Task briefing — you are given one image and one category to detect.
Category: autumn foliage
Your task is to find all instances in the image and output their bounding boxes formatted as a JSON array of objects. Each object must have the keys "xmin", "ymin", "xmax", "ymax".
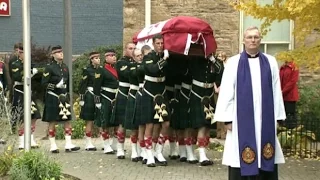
[{"xmin": 230, "ymin": 0, "xmax": 320, "ymax": 70}]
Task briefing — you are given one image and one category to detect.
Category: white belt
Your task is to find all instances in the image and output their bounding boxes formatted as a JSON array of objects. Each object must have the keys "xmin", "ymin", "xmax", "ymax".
[
  {"xmin": 87, "ymin": 87, "xmax": 93, "ymax": 92},
  {"xmin": 181, "ymin": 83, "xmax": 191, "ymax": 90},
  {"xmin": 14, "ymin": 88, "xmax": 24, "ymax": 94},
  {"xmin": 129, "ymin": 92, "xmax": 136, "ymax": 99},
  {"xmin": 192, "ymin": 79, "xmax": 214, "ymax": 89},
  {"xmin": 48, "ymin": 91, "xmax": 67, "ymax": 98},
  {"xmin": 174, "ymin": 85, "xmax": 181, "ymax": 90},
  {"xmin": 101, "ymin": 87, "xmax": 118, "ymax": 93},
  {"xmin": 130, "ymin": 85, "xmax": 139, "ymax": 90},
  {"xmin": 139, "ymin": 83, "xmax": 144, "ymax": 88},
  {"xmin": 145, "ymin": 75, "xmax": 165, "ymax": 83},
  {"xmin": 119, "ymin": 82, "xmax": 130, "ymax": 87},
  {"xmin": 14, "ymin": 81, "xmax": 23, "ymax": 86},
  {"xmin": 165, "ymin": 86, "xmax": 174, "ymax": 92}
]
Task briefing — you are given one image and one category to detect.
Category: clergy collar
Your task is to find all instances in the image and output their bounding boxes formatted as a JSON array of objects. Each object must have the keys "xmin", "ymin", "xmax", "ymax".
[{"xmin": 246, "ymin": 51, "xmax": 259, "ymax": 58}]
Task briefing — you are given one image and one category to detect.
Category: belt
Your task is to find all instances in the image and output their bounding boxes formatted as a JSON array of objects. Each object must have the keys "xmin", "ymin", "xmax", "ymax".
[
  {"xmin": 129, "ymin": 92, "xmax": 136, "ymax": 99},
  {"xmin": 181, "ymin": 83, "xmax": 191, "ymax": 90},
  {"xmin": 191, "ymin": 90, "xmax": 214, "ymax": 100},
  {"xmin": 101, "ymin": 93, "xmax": 115, "ymax": 102},
  {"xmin": 139, "ymin": 83, "xmax": 144, "ymax": 88},
  {"xmin": 145, "ymin": 75, "xmax": 165, "ymax": 83},
  {"xmin": 101, "ymin": 87, "xmax": 118, "ymax": 93},
  {"xmin": 130, "ymin": 84, "xmax": 139, "ymax": 91},
  {"xmin": 143, "ymin": 88, "xmax": 166, "ymax": 98},
  {"xmin": 86, "ymin": 87, "xmax": 94, "ymax": 95},
  {"xmin": 48, "ymin": 91, "xmax": 67, "ymax": 98},
  {"xmin": 192, "ymin": 79, "xmax": 214, "ymax": 89},
  {"xmin": 14, "ymin": 81, "xmax": 23, "ymax": 86},
  {"xmin": 174, "ymin": 85, "xmax": 181, "ymax": 90},
  {"xmin": 119, "ymin": 82, "xmax": 130, "ymax": 87},
  {"xmin": 165, "ymin": 86, "xmax": 174, "ymax": 92},
  {"xmin": 14, "ymin": 88, "xmax": 24, "ymax": 94}
]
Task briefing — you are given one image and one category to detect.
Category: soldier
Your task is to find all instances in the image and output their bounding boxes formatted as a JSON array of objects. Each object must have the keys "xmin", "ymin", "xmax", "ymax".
[
  {"xmin": 42, "ymin": 45, "xmax": 80, "ymax": 153},
  {"xmin": 111, "ymin": 42, "xmax": 135, "ymax": 159},
  {"xmin": 189, "ymin": 54, "xmax": 223, "ymax": 166},
  {"xmin": 7, "ymin": 43, "xmax": 22, "ymax": 103},
  {"xmin": 0, "ymin": 57, "xmax": 8, "ymax": 144},
  {"xmin": 141, "ymin": 34, "xmax": 170, "ymax": 167},
  {"xmin": 136, "ymin": 45, "xmax": 151, "ymax": 164},
  {"xmin": 11, "ymin": 46, "xmax": 41, "ymax": 149},
  {"xmin": 94, "ymin": 49, "xmax": 119, "ymax": 154},
  {"xmin": 124, "ymin": 48, "xmax": 143, "ymax": 161},
  {"xmin": 79, "ymin": 51, "xmax": 101, "ymax": 151}
]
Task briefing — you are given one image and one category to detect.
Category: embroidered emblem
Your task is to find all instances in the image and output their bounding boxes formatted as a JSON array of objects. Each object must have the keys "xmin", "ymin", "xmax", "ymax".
[
  {"xmin": 120, "ymin": 66, "xmax": 127, "ymax": 71},
  {"xmin": 95, "ymin": 73, "xmax": 101, "ymax": 78},
  {"xmin": 43, "ymin": 72, "xmax": 50, "ymax": 77},
  {"xmin": 241, "ymin": 146, "xmax": 256, "ymax": 164},
  {"xmin": 146, "ymin": 60, "xmax": 153, "ymax": 64},
  {"xmin": 262, "ymin": 143, "xmax": 274, "ymax": 160},
  {"xmin": 82, "ymin": 75, "xmax": 87, "ymax": 80},
  {"xmin": 12, "ymin": 68, "xmax": 19, "ymax": 72}
]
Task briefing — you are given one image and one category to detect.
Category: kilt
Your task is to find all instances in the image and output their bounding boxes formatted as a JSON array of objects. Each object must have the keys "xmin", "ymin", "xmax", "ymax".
[
  {"xmin": 133, "ymin": 88, "xmax": 144, "ymax": 126},
  {"xmin": 167, "ymin": 90, "xmax": 180, "ymax": 129},
  {"xmin": 80, "ymin": 90, "xmax": 95, "ymax": 121},
  {"xmin": 42, "ymin": 90, "xmax": 71, "ymax": 122},
  {"xmin": 94, "ymin": 91, "xmax": 116, "ymax": 128},
  {"xmin": 11, "ymin": 86, "xmax": 41, "ymax": 125},
  {"xmin": 177, "ymin": 87, "xmax": 191, "ymax": 129},
  {"xmin": 140, "ymin": 88, "xmax": 170, "ymax": 124},
  {"xmin": 124, "ymin": 89, "xmax": 138, "ymax": 130},
  {"xmin": 189, "ymin": 86, "xmax": 216, "ymax": 129},
  {"xmin": 111, "ymin": 87, "xmax": 129, "ymax": 126}
]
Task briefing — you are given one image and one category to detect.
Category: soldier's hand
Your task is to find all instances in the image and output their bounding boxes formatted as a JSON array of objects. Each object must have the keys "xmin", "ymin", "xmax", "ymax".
[
  {"xmin": 163, "ymin": 49, "xmax": 169, "ymax": 60},
  {"xmin": 32, "ymin": 68, "xmax": 38, "ymax": 75},
  {"xmin": 225, "ymin": 123, "xmax": 232, "ymax": 131},
  {"xmin": 56, "ymin": 79, "xmax": 64, "ymax": 88},
  {"xmin": 79, "ymin": 101, "xmax": 85, "ymax": 106},
  {"xmin": 95, "ymin": 103, "xmax": 101, "ymax": 109}
]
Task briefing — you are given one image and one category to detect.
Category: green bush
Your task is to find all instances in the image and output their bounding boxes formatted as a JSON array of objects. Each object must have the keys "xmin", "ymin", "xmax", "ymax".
[
  {"xmin": 55, "ymin": 120, "xmax": 100, "ymax": 140},
  {"xmin": 0, "ymin": 146, "xmax": 17, "ymax": 177},
  {"xmin": 9, "ymin": 151, "xmax": 62, "ymax": 180},
  {"xmin": 72, "ymin": 45, "xmax": 123, "ymax": 94}
]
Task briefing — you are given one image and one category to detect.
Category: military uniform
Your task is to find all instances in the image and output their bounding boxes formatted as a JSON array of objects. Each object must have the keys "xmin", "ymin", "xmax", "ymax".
[
  {"xmin": 124, "ymin": 61, "xmax": 139, "ymax": 130},
  {"xmin": 111, "ymin": 56, "xmax": 131, "ymax": 126},
  {"xmin": 79, "ymin": 64, "xmax": 96, "ymax": 120},
  {"xmin": 42, "ymin": 61, "xmax": 71, "ymax": 122},
  {"xmin": 133, "ymin": 63, "xmax": 145, "ymax": 126},
  {"xmin": 0, "ymin": 59, "xmax": 7, "ymax": 93}
]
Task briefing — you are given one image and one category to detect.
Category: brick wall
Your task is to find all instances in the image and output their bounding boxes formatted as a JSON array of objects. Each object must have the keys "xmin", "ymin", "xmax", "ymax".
[
  {"xmin": 0, "ymin": 0, "xmax": 123, "ymax": 54},
  {"xmin": 123, "ymin": 0, "xmax": 240, "ymax": 57}
]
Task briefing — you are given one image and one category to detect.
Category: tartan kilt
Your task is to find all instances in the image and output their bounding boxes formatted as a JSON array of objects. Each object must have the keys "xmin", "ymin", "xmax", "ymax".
[
  {"xmin": 94, "ymin": 91, "xmax": 116, "ymax": 128},
  {"xmin": 80, "ymin": 90, "xmax": 95, "ymax": 121},
  {"xmin": 133, "ymin": 89, "xmax": 143, "ymax": 126},
  {"xmin": 167, "ymin": 90, "xmax": 180, "ymax": 129},
  {"xmin": 11, "ymin": 88, "xmax": 41, "ymax": 124},
  {"xmin": 177, "ymin": 88, "xmax": 191, "ymax": 129},
  {"xmin": 124, "ymin": 89, "xmax": 138, "ymax": 130},
  {"xmin": 110, "ymin": 88, "xmax": 129, "ymax": 126},
  {"xmin": 140, "ymin": 88, "xmax": 171, "ymax": 124},
  {"xmin": 42, "ymin": 91, "xmax": 71, "ymax": 122},
  {"xmin": 189, "ymin": 87, "xmax": 216, "ymax": 129}
]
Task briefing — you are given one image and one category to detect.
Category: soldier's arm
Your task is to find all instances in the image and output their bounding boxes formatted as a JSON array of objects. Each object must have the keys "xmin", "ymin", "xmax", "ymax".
[
  {"xmin": 41, "ymin": 65, "xmax": 54, "ymax": 91},
  {"xmin": 11, "ymin": 62, "xmax": 23, "ymax": 82},
  {"xmin": 129, "ymin": 63, "xmax": 138, "ymax": 77},
  {"xmin": 79, "ymin": 68, "xmax": 88, "ymax": 101},
  {"xmin": 93, "ymin": 68, "xmax": 102, "ymax": 104},
  {"xmin": 115, "ymin": 60, "xmax": 131, "ymax": 79},
  {"xmin": 143, "ymin": 53, "xmax": 167, "ymax": 74},
  {"xmin": 214, "ymin": 60, "xmax": 224, "ymax": 85}
]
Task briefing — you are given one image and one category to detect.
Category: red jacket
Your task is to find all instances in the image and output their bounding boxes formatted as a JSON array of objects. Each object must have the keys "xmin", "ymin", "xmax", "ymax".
[{"xmin": 280, "ymin": 62, "xmax": 299, "ymax": 102}]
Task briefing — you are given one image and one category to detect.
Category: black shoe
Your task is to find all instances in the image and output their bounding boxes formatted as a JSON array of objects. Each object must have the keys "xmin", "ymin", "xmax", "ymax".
[
  {"xmin": 85, "ymin": 147, "xmax": 97, "ymax": 151},
  {"xmin": 142, "ymin": 159, "xmax": 147, "ymax": 164},
  {"xmin": 179, "ymin": 157, "xmax": 187, "ymax": 162},
  {"xmin": 117, "ymin": 155, "xmax": 125, "ymax": 159},
  {"xmin": 188, "ymin": 160, "xmax": 199, "ymax": 164},
  {"xmin": 169, "ymin": 155, "xmax": 180, "ymax": 160},
  {"xmin": 157, "ymin": 161, "xmax": 168, "ymax": 166},
  {"xmin": 104, "ymin": 151, "xmax": 115, "ymax": 154},
  {"xmin": 51, "ymin": 149, "xmax": 60, "ymax": 153},
  {"xmin": 147, "ymin": 163, "xmax": 156, "ymax": 167},
  {"xmin": 65, "ymin": 147, "xmax": 80, "ymax": 152},
  {"xmin": 31, "ymin": 145, "xmax": 40, "ymax": 149},
  {"xmin": 154, "ymin": 157, "xmax": 159, "ymax": 163},
  {"xmin": 200, "ymin": 160, "xmax": 213, "ymax": 166},
  {"xmin": 131, "ymin": 157, "xmax": 139, "ymax": 162},
  {"xmin": 138, "ymin": 156, "xmax": 143, "ymax": 161}
]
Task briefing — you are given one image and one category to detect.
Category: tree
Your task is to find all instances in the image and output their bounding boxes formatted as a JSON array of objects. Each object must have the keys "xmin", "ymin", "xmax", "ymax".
[{"xmin": 229, "ymin": 0, "xmax": 320, "ymax": 70}]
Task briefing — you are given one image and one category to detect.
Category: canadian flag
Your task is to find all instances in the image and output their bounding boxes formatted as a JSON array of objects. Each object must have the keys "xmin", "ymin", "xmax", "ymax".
[{"xmin": 0, "ymin": 0, "xmax": 10, "ymax": 16}]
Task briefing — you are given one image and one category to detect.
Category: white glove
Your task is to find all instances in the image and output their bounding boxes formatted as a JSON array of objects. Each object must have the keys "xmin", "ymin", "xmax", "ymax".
[
  {"xmin": 56, "ymin": 79, "xmax": 64, "ymax": 88},
  {"xmin": 95, "ymin": 103, "xmax": 101, "ymax": 109},
  {"xmin": 32, "ymin": 68, "xmax": 38, "ymax": 75},
  {"xmin": 163, "ymin": 49, "xmax": 169, "ymax": 60},
  {"xmin": 79, "ymin": 101, "xmax": 84, "ymax": 106},
  {"xmin": 0, "ymin": 81, "xmax": 3, "ymax": 89}
]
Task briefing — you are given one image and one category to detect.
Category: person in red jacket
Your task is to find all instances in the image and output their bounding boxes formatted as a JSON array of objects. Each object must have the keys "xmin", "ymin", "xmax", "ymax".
[{"xmin": 280, "ymin": 60, "xmax": 299, "ymax": 129}]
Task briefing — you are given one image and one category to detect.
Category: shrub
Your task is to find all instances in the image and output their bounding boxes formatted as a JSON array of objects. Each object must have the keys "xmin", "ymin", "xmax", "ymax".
[
  {"xmin": 9, "ymin": 151, "xmax": 62, "ymax": 180},
  {"xmin": 72, "ymin": 45, "xmax": 123, "ymax": 94},
  {"xmin": 0, "ymin": 146, "xmax": 17, "ymax": 177}
]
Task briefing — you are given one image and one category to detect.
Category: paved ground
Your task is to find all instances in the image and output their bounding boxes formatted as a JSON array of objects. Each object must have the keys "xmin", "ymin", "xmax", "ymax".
[{"xmin": 2, "ymin": 120, "xmax": 320, "ymax": 180}]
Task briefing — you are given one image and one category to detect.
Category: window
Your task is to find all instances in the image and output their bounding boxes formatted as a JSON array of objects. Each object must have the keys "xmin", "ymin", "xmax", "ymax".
[{"xmin": 239, "ymin": 0, "xmax": 294, "ymax": 57}]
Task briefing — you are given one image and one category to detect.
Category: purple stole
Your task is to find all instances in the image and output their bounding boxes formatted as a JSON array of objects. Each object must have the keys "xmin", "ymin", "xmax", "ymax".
[{"xmin": 236, "ymin": 51, "xmax": 275, "ymax": 176}]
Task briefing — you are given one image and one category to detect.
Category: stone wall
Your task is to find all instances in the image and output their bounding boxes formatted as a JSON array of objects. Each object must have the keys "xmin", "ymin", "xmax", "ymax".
[{"xmin": 123, "ymin": 0, "xmax": 240, "ymax": 56}]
